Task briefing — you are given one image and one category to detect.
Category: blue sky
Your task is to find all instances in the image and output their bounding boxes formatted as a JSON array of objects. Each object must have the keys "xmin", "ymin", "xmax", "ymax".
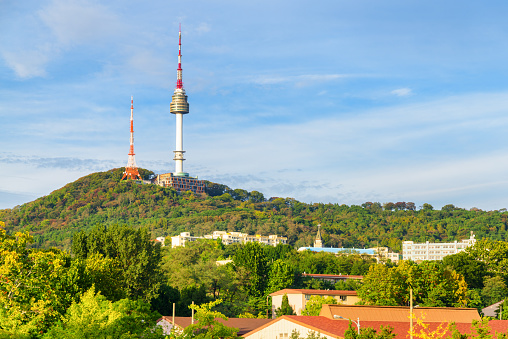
[{"xmin": 2, "ymin": 0, "xmax": 508, "ymax": 211}]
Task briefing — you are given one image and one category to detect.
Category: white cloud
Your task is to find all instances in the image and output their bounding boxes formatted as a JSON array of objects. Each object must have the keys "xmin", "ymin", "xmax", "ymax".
[
  {"xmin": 252, "ymin": 73, "xmax": 348, "ymax": 86},
  {"xmin": 391, "ymin": 87, "xmax": 412, "ymax": 96},
  {"xmin": 38, "ymin": 0, "xmax": 122, "ymax": 45},
  {"xmin": 2, "ymin": 47, "xmax": 51, "ymax": 78},
  {"xmin": 194, "ymin": 22, "xmax": 211, "ymax": 34}
]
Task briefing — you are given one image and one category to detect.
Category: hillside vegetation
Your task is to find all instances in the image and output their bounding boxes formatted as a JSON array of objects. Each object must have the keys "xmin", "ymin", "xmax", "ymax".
[{"xmin": 1, "ymin": 168, "xmax": 507, "ymax": 250}]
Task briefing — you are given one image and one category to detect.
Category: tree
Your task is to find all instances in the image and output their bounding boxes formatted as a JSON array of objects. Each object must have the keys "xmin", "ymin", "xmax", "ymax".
[
  {"xmin": 442, "ymin": 251, "xmax": 487, "ymax": 289},
  {"xmin": 301, "ymin": 295, "xmax": 337, "ymax": 316},
  {"xmin": 267, "ymin": 260, "xmax": 295, "ymax": 294},
  {"xmin": 275, "ymin": 294, "xmax": 296, "ymax": 317},
  {"xmin": 422, "ymin": 203, "xmax": 434, "ymax": 211},
  {"xmin": 481, "ymin": 276, "xmax": 507, "ymax": 306},
  {"xmin": 72, "ymin": 224, "xmax": 163, "ymax": 301},
  {"xmin": 358, "ymin": 264, "xmax": 406, "ymax": 306},
  {"xmin": 358, "ymin": 261, "xmax": 468, "ymax": 307},
  {"xmin": 43, "ymin": 287, "xmax": 164, "ymax": 339},
  {"xmin": 0, "ymin": 230, "xmax": 76, "ymax": 336},
  {"xmin": 467, "ymin": 239, "xmax": 508, "ymax": 285},
  {"xmin": 175, "ymin": 299, "xmax": 239, "ymax": 338},
  {"xmin": 233, "ymin": 242, "xmax": 268, "ymax": 298}
]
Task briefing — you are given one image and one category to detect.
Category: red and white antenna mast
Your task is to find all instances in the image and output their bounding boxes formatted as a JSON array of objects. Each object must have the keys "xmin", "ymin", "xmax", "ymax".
[
  {"xmin": 121, "ymin": 96, "xmax": 142, "ymax": 180},
  {"xmin": 176, "ymin": 23, "xmax": 183, "ymax": 89}
]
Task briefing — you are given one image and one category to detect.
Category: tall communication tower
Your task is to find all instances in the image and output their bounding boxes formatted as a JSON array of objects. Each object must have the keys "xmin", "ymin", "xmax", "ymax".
[
  {"xmin": 154, "ymin": 25, "xmax": 204, "ymax": 194},
  {"xmin": 121, "ymin": 97, "xmax": 142, "ymax": 180},
  {"xmin": 170, "ymin": 24, "xmax": 190, "ymax": 176}
]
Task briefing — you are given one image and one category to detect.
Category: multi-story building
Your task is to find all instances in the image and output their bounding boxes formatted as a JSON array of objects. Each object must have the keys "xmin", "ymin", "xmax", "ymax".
[
  {"xmin": 402, "ymin": 232, "xmax": 476, "ymax": 261},
  {"xmin": 169, "ymin": 231, "xmax": 287, "ymax": 248},
  {"xmin": 205, "ymin": 231, "xmax": 287, "ymax": 246},
  {"xmin": 170, "ymin": 232, "xmax": 203, "ymax": 247}
]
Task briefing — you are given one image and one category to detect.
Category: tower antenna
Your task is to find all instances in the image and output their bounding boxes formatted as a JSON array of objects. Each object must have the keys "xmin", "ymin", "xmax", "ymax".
[
  {"xmin": 121, "ymin": 96, "xmax": 142, "ymax": 180},
  {"xmin": 170, "ymin": 24, "xmax": 189, "ymax": 176}
]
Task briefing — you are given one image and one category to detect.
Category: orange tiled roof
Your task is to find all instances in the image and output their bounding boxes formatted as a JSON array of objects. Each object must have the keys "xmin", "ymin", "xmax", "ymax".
[{"xmin": 319, "ymin": 304, "xmax": 480, "ymax": 323}]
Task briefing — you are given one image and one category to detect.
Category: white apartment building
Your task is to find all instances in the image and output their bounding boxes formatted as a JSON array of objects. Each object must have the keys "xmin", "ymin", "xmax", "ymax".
[
  {"xmin": 169, "ymin": 231, "xmax": 287, "ymax": 248},
  {"xmin": 402, "ymin": 232, "xmax": 476, "ymax": 261},
  {"xmin": 205, "ymin": 231, "xmax": 287, "ymax": 246},
  {"xmin": 170, "ymin": 232, "xmax": 203, "ymax": 247}
]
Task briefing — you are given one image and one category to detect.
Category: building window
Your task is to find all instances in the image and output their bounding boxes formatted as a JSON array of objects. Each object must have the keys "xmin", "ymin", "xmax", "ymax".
[
  {"xmin": 305, "ymin": 295, "xmax": 311, "ymax": 300},
  {"xmin": 340, "ymin": 296, "xmax": 347, "ymax": 301}
]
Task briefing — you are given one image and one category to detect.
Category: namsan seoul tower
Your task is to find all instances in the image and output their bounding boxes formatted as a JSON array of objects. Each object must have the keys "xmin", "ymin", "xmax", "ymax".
[
  {"xmin": 121, "ymin": 97, "xmax": 142, "ymax": 181},
  {"xmin": 170, "ymin": 24, "xmax": 190, "ymax": 176},
  {"xmin": 154, "ymin": 25, "xmax": 204, "ymax": 193}
]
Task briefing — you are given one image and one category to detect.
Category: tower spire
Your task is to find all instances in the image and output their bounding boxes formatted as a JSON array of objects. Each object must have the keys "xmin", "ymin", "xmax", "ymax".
[
  {"xmin": 176, "ymin": 23, "xmax": 183, "ymax": 89},
  {"xmin": 314, "ymin": 224, "xmax": 323, "ymax": 248},
  {"xmin": 170, "ymin": 24, "xmax": 190, "ymax": 176},
  {"xmin": 121, "ymin": 96, "xmax": 142, "ymax": 180}
]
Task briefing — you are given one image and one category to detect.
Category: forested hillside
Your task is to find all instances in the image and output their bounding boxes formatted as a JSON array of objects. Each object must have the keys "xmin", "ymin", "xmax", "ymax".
[{"xmin": 1, "ymin": 168, "xmax": 507, "ymax": 250}]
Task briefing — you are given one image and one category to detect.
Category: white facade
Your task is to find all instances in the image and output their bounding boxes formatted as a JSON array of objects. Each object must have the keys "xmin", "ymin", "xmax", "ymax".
[
  {"xmin": 402, "ymin": 232, "xmax": 476, "ymax": 261},
  {"xmin": 170, "ymin": 232, "xmax": 202, "ymax": 247},
  {"xmin": 244, "ymin": 318, "xmax": 335, "ymax": 339},
  {"xmin": 205, "ymin": 231, "xmax": 287, "ymax": 246},
  {"xmin": 169, "ymin": 231, "xmax": 287, "ymax": 248}
]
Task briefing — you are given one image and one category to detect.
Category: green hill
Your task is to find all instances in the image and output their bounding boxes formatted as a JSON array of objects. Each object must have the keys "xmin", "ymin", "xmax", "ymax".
[{"xmin": 1, "ymin": 168, "xmax": 507, "ymax": 250}]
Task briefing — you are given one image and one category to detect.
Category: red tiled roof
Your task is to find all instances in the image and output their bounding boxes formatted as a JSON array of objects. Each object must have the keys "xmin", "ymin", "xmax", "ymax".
[
  {"xmin": 302, "ymin": 274, "xmax": 363, "ymax": 279},
  {"xmin": 243, "ymin": 316, "xmax": 508, "ymax": 339},
  {"xmin": 269, "ymin": 289, "xmax": 358, "ymax": 296},
  {"xmin": 158, "ymin": 316, "xmax": 272, "ymax": 336}
]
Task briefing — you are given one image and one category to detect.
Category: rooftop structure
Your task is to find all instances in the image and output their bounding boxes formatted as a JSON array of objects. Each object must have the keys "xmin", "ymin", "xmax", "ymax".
[
  {"xmin": 402, "ymin": 232, "xmax": 476, "ymax": 261},
  {"xmin": 121, "ymin": 97, "xmax": 141, "ymax": 181}
]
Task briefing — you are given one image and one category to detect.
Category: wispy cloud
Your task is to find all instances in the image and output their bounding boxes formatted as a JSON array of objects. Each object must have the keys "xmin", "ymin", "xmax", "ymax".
[
  {"xmin": 2, "ymin": 45, "xmax": 52, "ymax": 78},
  {"xmin": 251, "ymin": 73, "xmax": 349, "ymax": 86},
  {"xmin": 38, "ymin": 0, "xmax": 122, "ymax": 46},
  {"xmin": 391, "ymin": 88, "xmax": 412, "ymax": 97}
]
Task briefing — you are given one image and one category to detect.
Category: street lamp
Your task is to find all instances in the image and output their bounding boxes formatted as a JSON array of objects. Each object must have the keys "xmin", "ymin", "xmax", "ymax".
[{"xmin": 334, "ymin": 315, "xmax": 360, "ymax": 335}]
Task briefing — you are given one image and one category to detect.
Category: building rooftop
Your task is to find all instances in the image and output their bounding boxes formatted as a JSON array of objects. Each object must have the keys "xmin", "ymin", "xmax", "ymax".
[
  {"xmin": 319, "ymin": 304, "xmax": 481, "ymax": 323},
  {"xmin": 302, "ymin": 273, "xmax": 363, "ymax": 280},
  {"xmin": 244, "ymin": 316, "xmax": 506, "ymax": 339},
  {"xmin": 158, "ymin": 316, "xmax": 272, "ymax": 336},
  {"xmin": 298, "ymin": 247, "xmax": 376, "ymax": 255},
  {"xmin": 269, "ymin": 289, "xmax": 357, "ymax": 297}
]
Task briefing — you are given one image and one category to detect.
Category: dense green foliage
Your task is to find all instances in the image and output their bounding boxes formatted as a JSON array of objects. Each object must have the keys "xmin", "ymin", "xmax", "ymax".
[
  {"xmin": 2, "ymin": 168, "xmax": 508, "ymax": 251},
  {"xmin": 0, "ymin": 224, "xmax": 164, "ymax": 338},
  {"xmin": 275, "ymin": 294, "xmax": 296, "ymax": 316},
  {"xmin": 72, "ymin": 224, "xmax": 163, "ymax": 301},
  {"xmin": 300, "ymin": 295, "xmax": 337, "ymax": 316},
  {"xmin": 43, "ymin": 287, "xmax": 164, "ymax": 339},
  {"xmin": 358, "ymin": 261, "xmax": 468, "ymax": 307}
]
